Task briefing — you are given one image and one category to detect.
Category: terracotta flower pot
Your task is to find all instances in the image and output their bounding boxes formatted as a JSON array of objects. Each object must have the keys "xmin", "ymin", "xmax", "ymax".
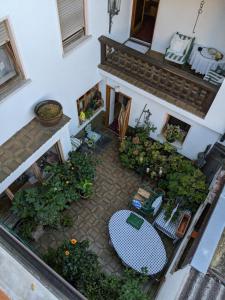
[{"xmin": 35, "ymin": 100, "xmax": 63, "ymax": 127}]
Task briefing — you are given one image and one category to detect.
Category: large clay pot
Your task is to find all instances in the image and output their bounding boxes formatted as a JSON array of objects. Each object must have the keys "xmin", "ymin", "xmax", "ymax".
[{"xmin": 35, "ymin": 100, "xmax": 63, "ymax": 127}]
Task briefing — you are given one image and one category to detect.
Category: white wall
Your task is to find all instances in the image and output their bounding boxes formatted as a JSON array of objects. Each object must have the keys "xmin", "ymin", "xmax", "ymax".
[
  {"xmin": 0, "ymin": 0, "xmax": 132, "ymax": 146},
  {"xmin": 152, "ymin": 0, "xmax": 225, "ymax": 53},
  {"xmin": 101, "ymin": 70, "xmax": 222, "ymax": 160},
  {"xmin": 0, "ymin": 245, "xmax": 58, "ymax": 300},
  {"xmin": 191, "ymin": 186, "xmax": 225, "ymax": 274},
  {"xmin": 156, "ymin": 265, "xmax": 191, "ymax": 300}
]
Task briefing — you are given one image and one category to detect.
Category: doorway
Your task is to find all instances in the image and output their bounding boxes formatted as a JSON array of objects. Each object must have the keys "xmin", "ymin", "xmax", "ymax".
[
  {"xmin": 130, "ymin": 0, "xmax": 160, "ymax": 45},
  {"xmin": 105, "ymin": 86, "xmax": 131, "ymax": 140}
]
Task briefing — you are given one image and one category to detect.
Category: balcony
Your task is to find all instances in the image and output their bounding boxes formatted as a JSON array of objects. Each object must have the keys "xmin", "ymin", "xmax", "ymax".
[{"xmin": 98, "ymin": 36, "xmax": 219, "ymax": 118}]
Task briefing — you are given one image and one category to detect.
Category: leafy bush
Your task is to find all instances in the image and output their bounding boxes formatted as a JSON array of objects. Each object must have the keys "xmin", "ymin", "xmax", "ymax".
[
  {"xmin": 60, "ymin": 214, "xmax": 74, "ymax": 228},
  {"xmin": 12, "ymin": 152, "xmax": 97, "ymax": 227},
  {"xmin": 119, "ymin": 126, "xmax": 208, "ymax": 218},
  {"xmin": 160, "ymin": 160, "xmax": 208, "ymax": 218},
  {"xmin": 69, "ymin": 151, "xmax": 97, "ymax": 181},
  {"xmin": 12, "ymin": 186, "xmax": 70, "ymax": 226},
  {"xmin": 44, "ymin": 240, "xmax": 148, "ymax": 300},
  {"xmin": 16, "ymin": 218, "xmax": 37, "ymax": 241}
]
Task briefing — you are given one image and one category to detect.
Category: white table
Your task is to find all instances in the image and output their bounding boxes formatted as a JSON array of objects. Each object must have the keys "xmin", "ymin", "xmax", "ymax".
[
  {"xmin": 109, "ymin": 210, "xmax": 167, "ymax": 275},
  {"xmin": 189, "ymin": 45, "xmax": 225, "ymax": 75}
]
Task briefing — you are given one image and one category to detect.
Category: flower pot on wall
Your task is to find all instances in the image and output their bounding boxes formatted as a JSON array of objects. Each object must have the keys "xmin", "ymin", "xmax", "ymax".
[{"xmin": 35, "ymin": 100, "xmax": 63, "ymax": 127}]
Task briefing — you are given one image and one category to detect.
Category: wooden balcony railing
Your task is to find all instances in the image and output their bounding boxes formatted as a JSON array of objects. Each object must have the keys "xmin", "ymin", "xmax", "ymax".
[{"xmin": 98, "ymin": 36, "xmax": 218, "ymax": 118}]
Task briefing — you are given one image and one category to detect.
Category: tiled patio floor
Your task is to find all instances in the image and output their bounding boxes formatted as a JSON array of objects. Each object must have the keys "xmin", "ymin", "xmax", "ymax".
[
  {"xmin": 35, "ymin": 131, "xmax": 143, "ymax": 274},
  {"xmin": 35, "ymin": 129, "xmax": 174, "ymax": 278}
]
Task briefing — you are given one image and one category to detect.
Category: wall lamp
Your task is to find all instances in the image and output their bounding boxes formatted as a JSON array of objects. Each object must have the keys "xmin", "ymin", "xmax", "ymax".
[{"xmin": 108, "ymin": 0, "xmax": 121, "ymax": 33}]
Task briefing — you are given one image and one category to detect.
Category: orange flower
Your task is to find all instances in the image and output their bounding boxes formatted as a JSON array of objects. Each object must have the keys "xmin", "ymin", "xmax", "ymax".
[
  {"xmin": 65, "ymin": 250, "xmax": 70, "ymax": 256},
  {"xmin": 71, "ymin": 239, "xmax": 77, "ymax": 245}
]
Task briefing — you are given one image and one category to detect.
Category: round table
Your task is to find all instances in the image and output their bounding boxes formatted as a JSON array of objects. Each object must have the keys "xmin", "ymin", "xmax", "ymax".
[
  {"xmin": 109, "ymin": 210, "xmax": 167, "ymax": 275},
  {"xmin": 189, "ymin": 45, "xmax": 225, "ymax": 75}
]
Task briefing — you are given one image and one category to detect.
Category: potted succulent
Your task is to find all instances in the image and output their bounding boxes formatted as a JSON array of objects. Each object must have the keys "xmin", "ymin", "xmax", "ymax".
[
  {"xmin": 164, "ymin": 124, "xmax": 185, "ymax": 143},
  {"xmin": 35, "ymin": 100, "xmax": 63, "ymax": 127}
]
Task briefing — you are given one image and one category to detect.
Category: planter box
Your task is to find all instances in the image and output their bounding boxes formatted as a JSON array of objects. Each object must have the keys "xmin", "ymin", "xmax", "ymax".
[{"xmin": 176, "ymin": 212, "xmax": 191, "ymax": 238}]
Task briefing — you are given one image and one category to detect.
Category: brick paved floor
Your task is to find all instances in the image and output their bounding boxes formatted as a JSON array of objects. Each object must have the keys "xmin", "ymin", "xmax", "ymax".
[
  {"xmin": 35, "ymin": 130, "xmax": 174, "ymax": 278},
  {"xmin": 36, "ymin": 131, "xmax": 143, "ymax": 274}
]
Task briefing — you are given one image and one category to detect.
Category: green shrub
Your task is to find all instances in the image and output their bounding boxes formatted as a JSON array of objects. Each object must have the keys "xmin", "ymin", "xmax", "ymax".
[
  {"xmin": 16, "ymin": 218, "xmax": 37, "ymax": 241},
  {"xmin": 44, "ymin": 240, "xmax": 148, "ymax": 300},
  {"xmin": 12, "ymin": 152, "xmax": 97, "ymax": 227},
  {"xmin": 60, "ymin": 214, "xmax": 74, "ymax": 228},
  {"xmin": 119, "ymin": 126, "xmax": 208, "ymax": 219},
  {"xmin": 12, "ymin": 186, "xmax": 69, "ymax": 227},
  {"xmin": 69, "ymin": 151, "xmax": 97, "ymax": 181}
]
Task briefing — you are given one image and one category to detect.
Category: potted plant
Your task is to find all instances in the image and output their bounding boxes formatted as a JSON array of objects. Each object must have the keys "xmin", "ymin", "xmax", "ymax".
[
  {"xmin": 79, "ymin": 111, "xmax": 86, "ymax": 124},
  {"xmin": 77, "ymin": 179, "xmax": 93, "ymax": 199},
  {"xmin": 92, "ymin": 90, "xmax": 103, "ymax": 109},
  {"xmin": 35, "ymin": 100, "xmax": 63, "ymax": 126},
  {"xmin": 164, "ymin": 124, "xmax": 185, "ymax": 143}
]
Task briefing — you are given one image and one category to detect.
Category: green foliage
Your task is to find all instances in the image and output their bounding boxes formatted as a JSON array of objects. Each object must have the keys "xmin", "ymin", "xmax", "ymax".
[
  {"xmin": 12, "ymin": 186, "xmax": 69, "ymax": 226},
  {"xmin": 69, "ymin": 151, "xmax": 97, "ymax": 181},
  {"xmin": 119, "ymin": 126, "xmax": 208, "ymax": 219},
  {"xmin": 60, "ymin": 214, "xmax": 74, "ymax": 228},
  {"xmin": 16, "ymin": 219, "xmax": 37, "ymax": 241},
  {"xmin": 44, "ymin": 240, "xmax": 148, "ymax": 300},
  {"xmin": 12, "ymin": 152, "xmax": 97, "ymax": 227},
  {"xmin": 160, "ymin": 160, "xmax": 208, "ymax": 216},
  {"xmin": 164, "ymin": 124, "xmax": 185, "ymax": 143},
  {"xmin": 77, "ymin": 179, "xmax": 93, "ymax": 198}
]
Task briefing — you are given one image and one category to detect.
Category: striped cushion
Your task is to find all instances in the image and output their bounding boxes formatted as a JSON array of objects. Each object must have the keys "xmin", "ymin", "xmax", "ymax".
[
  {"xmin": 165, "ymin": 51, "xmax": 186, "ymax": 64},
  {"xmin": 204, "ymin": 70, "xmax": 224, "ymax": 86},
  {"xmin": 70, "ymin": 136, "xmax": 82, "ymax": 151},
  {"xmin": 165, "ymin": 32, "xmax": 193, "ymax": 65}
]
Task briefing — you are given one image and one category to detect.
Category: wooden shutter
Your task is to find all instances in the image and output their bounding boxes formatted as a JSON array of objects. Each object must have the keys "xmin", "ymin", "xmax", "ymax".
[
  {"xmin": 57, "ymin": 0, "xmax": 85, "ymax": 42},
  {"xmin": 0, "ymin": 21, "xmax": 9, "ymax": 47}
]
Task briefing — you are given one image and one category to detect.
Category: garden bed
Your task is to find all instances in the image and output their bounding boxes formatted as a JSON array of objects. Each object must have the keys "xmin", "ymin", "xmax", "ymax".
[{"xmin": 119, "ymin": 123, "xmax": 208, "ymax": 221}]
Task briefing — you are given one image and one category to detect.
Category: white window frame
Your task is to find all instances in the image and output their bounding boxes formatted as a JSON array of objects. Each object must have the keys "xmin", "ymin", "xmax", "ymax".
[{"xmin": 0, "ymin": 17, "xmax": 26, "ymax": 100}]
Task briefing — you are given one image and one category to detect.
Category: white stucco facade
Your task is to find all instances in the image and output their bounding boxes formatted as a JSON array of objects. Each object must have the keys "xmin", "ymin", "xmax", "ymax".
[
  {"xmin": 152, "ymin": 0, "xmax": 225, "ymax": 54},
  {"xmin": 0, "ymin": 0, "xmax": 132, "ymax": 146},
  {"xmin": 101, "ymin": 70, "xmax": 224, "ymax": 160},
  {"xmin": 0, "ymin": 245, "xmax": 58, "ymax": 300},
  {"xmin": 0, "ymin": 0, "xmax": 224, "ymax": 163}
]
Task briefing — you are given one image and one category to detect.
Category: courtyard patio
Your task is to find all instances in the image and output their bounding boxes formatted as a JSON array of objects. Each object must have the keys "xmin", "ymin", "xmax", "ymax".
[{"xmin": 32, "ymin": 128, "xmax": 175, "ymax": 297}]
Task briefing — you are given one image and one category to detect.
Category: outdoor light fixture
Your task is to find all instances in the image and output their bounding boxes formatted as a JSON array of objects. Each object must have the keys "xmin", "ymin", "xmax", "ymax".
[{"xmin": 108, "ymin": 0, "xmax": 121, "ymax": 33}]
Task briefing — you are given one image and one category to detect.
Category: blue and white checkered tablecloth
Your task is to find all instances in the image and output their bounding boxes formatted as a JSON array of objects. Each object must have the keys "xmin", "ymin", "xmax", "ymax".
[{"xmin": 109, "ymin": 210, "xmax": 167, "ymax": 275}]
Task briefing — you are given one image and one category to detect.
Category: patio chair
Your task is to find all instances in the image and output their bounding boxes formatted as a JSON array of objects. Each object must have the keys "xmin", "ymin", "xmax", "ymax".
[
  {"xmin": 84, "ymin": 123, "xmax": 101, "ymax": 144},
  {"xmin": 131, "ymin": 187, "xmax": 164, "ymax": 216},
  {"xmin": 203, "ymin": 66, "xmax": 225, "ymax": 86},
  {"xmin": 165, "ymin": 32, "xmax": 195, "ymax": 66},
  {"xmin": 70, "ymin": 136, "xmax": 82, "ymax": 151}
]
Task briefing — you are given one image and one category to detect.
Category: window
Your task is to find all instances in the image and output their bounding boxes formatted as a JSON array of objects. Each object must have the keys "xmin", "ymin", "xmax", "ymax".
[
  {"xmin": 76, "ymin": 84, "xmax": 103, "ymax": 125},
  {"xmin": 162, "ymin": 115, "xmax": 191, "ymax": 145},
  {"xmin": 57, "ymin": 0, "xmax": 86, "ymax": 48},
  {"xmin": 0, "ymin": 20, "xmax": 24, "ymax": 97}
]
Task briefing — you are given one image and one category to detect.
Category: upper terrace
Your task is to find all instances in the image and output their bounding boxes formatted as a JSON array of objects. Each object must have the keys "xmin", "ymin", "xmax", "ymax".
[
  {"xmin": 99, "ymin": 0, "xmax": 225, "ymax": 119},
  {"xmin": 98, "ymin": 36, "xmax": 219, "ymax": 118}
]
